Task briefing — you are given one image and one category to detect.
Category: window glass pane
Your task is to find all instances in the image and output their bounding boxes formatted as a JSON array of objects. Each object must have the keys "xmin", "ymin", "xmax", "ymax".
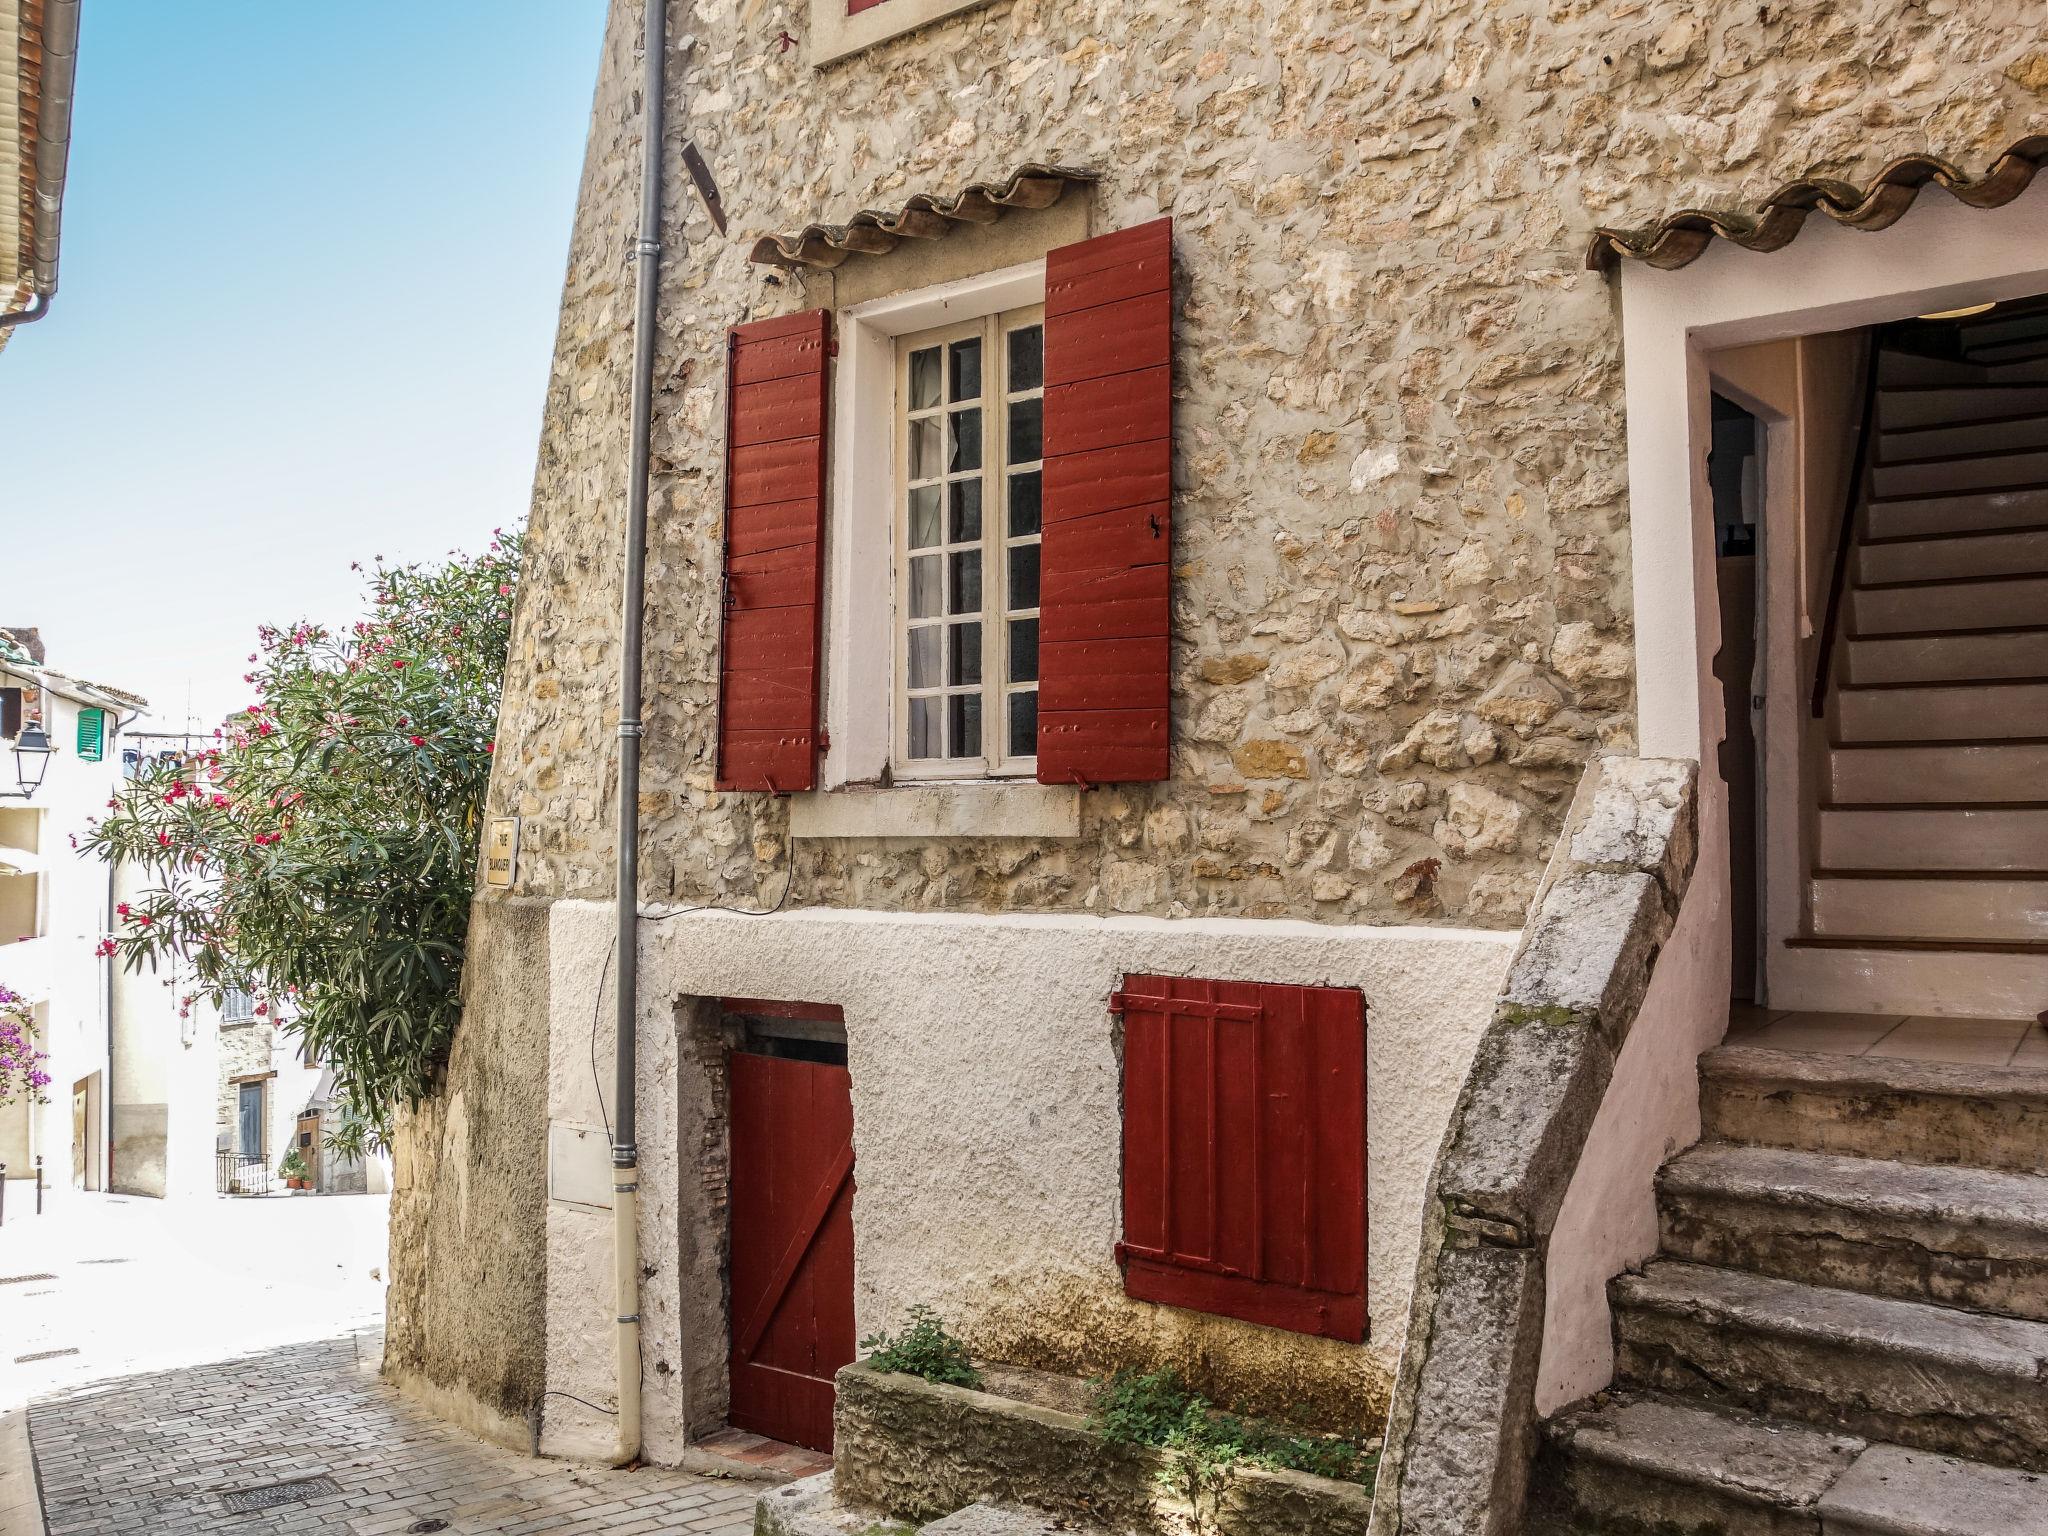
[
  {"xmin": 909, "ymin": 554, "xmax": 941, "ymax": 619},
  {"xmin": 1008, "ymin": 618, "xmax": 1038, "ymax": 683},
  {"xmin": 909, "ymin": 347, "xmax": 942, "ymax": 410},
  {"xmin": 949, "ymin": 693, "xmax": 982, "ymax": 759},
  {"xmin": 907, "ymin": 696, "xmax": 939, "ymax": 759},
  {"xmin": 1007, "ymin": 396, "xmax": 1043, "ymax": 465},
  {"xmin": 949, "ymin": 407, "xmax": 983, "ymax": 473},
  {"xmin": 907, "ymin": 625, "xmax": 940, "ymax": 689},
  {"xmin": 908, "ymin": 485, "xmax": 941, "ymax": 549},
  {"xmin": 910, "ymin": 416, "xmax": 941, "ymax": 480},
  {"xmin": 949, "ymin": 337, "xmax": 982, "ymax": 402},
  {"xmin": 949, "ymin": 621, "xmax": 982, "ymax": 686},
  {"xmin": 1008, "ymin": 470, "xmax": 1041, "ymax": 537},
  {"xmin": 1007, "ymin": 543, "xmax": 1040, "ymax": 611},
  {"xmin": 1008, "ymin": 325, "xmax": 1043, "ymax": 393},
  {"xmin": 948, "ymin": 480, "xmax": 982, "ymax": 543},
  {"xmin": 1008, "ymin": 690, "xmax": 1037, "ymax": 759},
  {"xmin": 949, "ymin": 550, "xmax": 981, "ymax": 614}
]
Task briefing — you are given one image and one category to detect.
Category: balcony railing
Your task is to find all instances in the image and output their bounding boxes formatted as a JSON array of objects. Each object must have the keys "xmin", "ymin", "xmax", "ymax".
[{"xmin": 216, "ymin": 1152, "xmax": 271, "ymax": 1196}]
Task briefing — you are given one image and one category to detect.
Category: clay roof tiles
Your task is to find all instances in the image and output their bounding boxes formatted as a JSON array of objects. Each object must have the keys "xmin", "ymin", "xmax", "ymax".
[
  {"xmin": 1586, "ymin": 134, "xmax": 2048, "ymax": 272},
  {"xmin": 749, "ymin": 162, "xmax": 1098, "ymax": 269}
]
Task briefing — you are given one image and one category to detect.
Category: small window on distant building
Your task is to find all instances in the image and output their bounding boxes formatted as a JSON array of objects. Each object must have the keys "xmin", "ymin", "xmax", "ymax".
[
  {"xmin": 76, "ymin": 708, "xmax": 106, "ymax": 763},
  {"xmin": 221, "ymin": 988, "xmax": 256, "ymax": 1025},
  {"xmin": 0, "ymin": 688, "xmax": 20, "ymax": 741}
]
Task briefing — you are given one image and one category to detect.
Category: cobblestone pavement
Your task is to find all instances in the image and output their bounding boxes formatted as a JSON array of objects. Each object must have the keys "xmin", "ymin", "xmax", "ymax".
[{"xmin": 29, "ymin": 1331, "xmax": 759, "ymax": 1535}]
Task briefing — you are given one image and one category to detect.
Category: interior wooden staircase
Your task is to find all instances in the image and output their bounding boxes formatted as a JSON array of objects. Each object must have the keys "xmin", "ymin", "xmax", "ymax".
[{"xmin": 1788, "ymin": 304, "xmax": 2048, "ymax": 1020}]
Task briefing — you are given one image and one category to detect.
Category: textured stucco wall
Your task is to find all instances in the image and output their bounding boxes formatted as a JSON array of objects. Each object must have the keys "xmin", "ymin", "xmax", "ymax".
[
  {"xmin": 385, "ymin": 898, "xmax": 554, "ymax": 1451},
  {"xmin": 538, "ymin": 899, "xmax": 1514, "ymax": 1451}
]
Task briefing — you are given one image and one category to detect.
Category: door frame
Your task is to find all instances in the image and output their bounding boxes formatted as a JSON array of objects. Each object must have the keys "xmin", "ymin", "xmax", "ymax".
[{"xmin": 1619, "ymin": 186, "xmax": 2048, "ymax": 1018}]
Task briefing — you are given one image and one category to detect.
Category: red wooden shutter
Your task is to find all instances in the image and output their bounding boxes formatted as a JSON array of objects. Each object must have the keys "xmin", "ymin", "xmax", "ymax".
[
  {"xmin": 1037, "ymin": 216, "xmax": 1173, "ymax": 784},
  {"xmin": 718, "ymin": 309, "xmax": 830, "ymax": 792},
  {"xmin": 1114, "ymin": 974, "xmax": 1368, "ymax": 1342}
]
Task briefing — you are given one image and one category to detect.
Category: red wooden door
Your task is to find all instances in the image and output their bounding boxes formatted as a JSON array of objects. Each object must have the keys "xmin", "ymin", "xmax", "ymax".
[{"xmin": 727, "ymin": 1051, "xmax": 856, "ymax": 1451}]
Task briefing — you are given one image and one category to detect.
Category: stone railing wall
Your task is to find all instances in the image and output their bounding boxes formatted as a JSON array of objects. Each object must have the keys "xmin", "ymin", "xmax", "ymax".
[{"xmin": 1367, "ymin": 755, "xmax": 1699, "ymax": 1536}]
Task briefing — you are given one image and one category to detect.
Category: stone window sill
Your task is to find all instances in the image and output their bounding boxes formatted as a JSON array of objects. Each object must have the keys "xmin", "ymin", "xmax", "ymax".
[{"xmin": 789, "ymin": 781, "xmax": 1082, "ymax": 840}]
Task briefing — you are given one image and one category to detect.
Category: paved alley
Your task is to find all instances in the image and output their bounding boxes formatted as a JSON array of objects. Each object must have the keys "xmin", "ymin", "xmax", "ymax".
[
  {"xmin": 29, "ymin": 1330, "xmax": 757, "ymax": 1536},
  {"xmin": 3, "ymin": 1195, "xmax": 760, "ymax": 1534}
]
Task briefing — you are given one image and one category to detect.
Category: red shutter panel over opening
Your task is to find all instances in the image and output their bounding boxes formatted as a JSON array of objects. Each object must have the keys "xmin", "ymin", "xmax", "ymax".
[
  {"xmin": 1114, "ymin": 975, "xmax": 1368, "ymax": 1343},
  {"xmin": 1037, "ymin": 216, "xmax": 1173, "ymax": 784},
  {"xmin": 718, "ymin": 309, "xmax": 830, "ymax": 792}
]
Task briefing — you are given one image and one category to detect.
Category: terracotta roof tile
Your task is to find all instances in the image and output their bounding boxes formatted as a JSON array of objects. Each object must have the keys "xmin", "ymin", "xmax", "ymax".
[
  {"xmin": 1586, "ymin": 134, "xmax": 2048, "ymax": 272},
  {"xmin": 748, "ymin": 162, "xmax": 1098, "ymax": 270}
]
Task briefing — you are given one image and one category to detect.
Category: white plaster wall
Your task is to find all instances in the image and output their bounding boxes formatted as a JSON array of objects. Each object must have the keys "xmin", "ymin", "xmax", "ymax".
[
  {"xmin": 540, "ymin": 899, "xmax": 1514, "ymax": 1463},
  {"xmin": 1548, "ymin": 186, "xmax": 2048, "ymax": 1416},
  {"xmin": 1535, "ymin": 841, "xmax": 1725, "ymax": 1413}
]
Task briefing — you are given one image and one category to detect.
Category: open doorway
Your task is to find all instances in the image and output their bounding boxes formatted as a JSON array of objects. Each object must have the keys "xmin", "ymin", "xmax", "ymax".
[{"xmin": 1708, "ymin": 394, "xmax": 1765, "ymax": 1001}]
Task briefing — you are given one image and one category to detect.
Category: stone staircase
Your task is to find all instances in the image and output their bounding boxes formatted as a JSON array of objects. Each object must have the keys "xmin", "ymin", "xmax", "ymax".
[
  {"xmin": 1532, "ymin": 1044, "xmax": 2048, "ymax": 1533},
  {"xmin": 1792, "ymin": 326, "xmax": 2048, "ymax": 1018}
]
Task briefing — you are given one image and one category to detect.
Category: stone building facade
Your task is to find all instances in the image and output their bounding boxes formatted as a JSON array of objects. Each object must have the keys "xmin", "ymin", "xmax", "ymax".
[{"xmin": 387, "ymin": 0, "xmax": 2048, "ymax": 1518}]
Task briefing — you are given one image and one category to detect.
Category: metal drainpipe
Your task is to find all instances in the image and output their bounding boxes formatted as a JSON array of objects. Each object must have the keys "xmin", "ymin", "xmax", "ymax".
[
  {"xmin": 612, "ymin": 0, "xmax": 666, "ymax": 1472},
  {"xmin": 1, "ymin": 0, "xmax": 81, "ymax": 331}
]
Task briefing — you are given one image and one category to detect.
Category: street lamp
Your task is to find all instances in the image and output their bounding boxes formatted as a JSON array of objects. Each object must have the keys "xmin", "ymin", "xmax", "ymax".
[{"xmin": 2, "ymin": 723, "xmax": 53, "ymax": 800}]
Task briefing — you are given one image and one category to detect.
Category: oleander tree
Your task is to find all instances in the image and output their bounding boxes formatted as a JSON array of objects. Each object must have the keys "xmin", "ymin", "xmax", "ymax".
[
  {"xmin": 82, "ymin": 532, "xmax": 521, "ymax": 1154},
  {"xmin": 0, "ymin": 985, "xmax": 51, "ymax": 1109}
]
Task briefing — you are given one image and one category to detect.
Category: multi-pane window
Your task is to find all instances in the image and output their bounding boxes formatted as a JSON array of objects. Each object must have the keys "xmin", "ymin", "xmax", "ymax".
[{"xmin": 894, "ymin": 306, "xmax": 1044, "ymax": 777}]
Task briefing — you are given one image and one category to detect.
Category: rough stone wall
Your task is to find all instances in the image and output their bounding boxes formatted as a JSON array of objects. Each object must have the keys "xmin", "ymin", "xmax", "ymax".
[
  {"xmin": 487, "ymin": 0, "xmax": 2046, "ymax": 929},
  {"xmin": 216, "ymin": 1022, "xmax": 271, "ymax": 1145},
  {"xmin": 384, "ymin": 898, "xmax": 555, "ymax": 1451}
]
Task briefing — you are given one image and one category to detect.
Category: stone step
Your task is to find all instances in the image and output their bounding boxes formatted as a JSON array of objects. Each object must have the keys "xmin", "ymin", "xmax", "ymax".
[
  {"xmin": 1857, "ymin": 524, "xmax": 2048, "ymax": 585},
  {"xmin": 1535, "ymin": 1393, "xmax": 2048, "ymax": 1536},
  {"xmin": 1817, "ymin": 806, "xmax": 2048, "ymax": 871},
  {"xmin": 1698, "ymin": 1045, "xmax": 2048, "ymax": 1174},
  {"xmin": 1533, "ymin": 1391, "xmax": 1862, "ymax": 1535},
  {"xmin": 1850, "ymin": 573, "xmax": 2048, "ymax": 634},
  {"xmin": 1844, "ymin": 626, "xmax": 2048, "ymax": 684},
  {"xmin": 1881, "ymin": 409, "xmax": 2048, "ymax": 464},
  {"xmin": 1658, "ymin": 1142, "xmax": 2048, "ymax": 1321},
  {"xmin": 1866, "ymin": 484, "xmax": 2048, "ymax": 539},
  {"xmin": 1835, "ymin": 679, "xmax": 2048, "ymax": 743},
  {"xmin": 1828, "ymin": 740, "xmax": 2048, "ymax": 803},
  {"xmin": 1612, "ymin": 1261, "xmax": 2048, "ymax": 1471},
  {"xmin": 1872, "ymin": 444, "xmax": 2048, "ymax": 499},
  {"xmin": 922, "ymin": 1503, "xmax": 1098, "ymax": 1535},
  {"xmin": 757, "ymin": 1473, "xmax": 917, "ymax": 1536},
  {"xmin": 1814, "ymin": 1442, "xmax": 2048, "ymax": 1536},
  {"xmin": 1808, "ymin": 872, "xmax": 2048, "ymax": 944},
  {"xmin": 1878, "ymin": 385, "xmax": 2048, "ymax": 432}
]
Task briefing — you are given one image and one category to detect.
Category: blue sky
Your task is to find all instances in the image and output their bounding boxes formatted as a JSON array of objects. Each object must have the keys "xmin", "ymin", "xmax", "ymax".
[{"xmin": 0, "ymin": 0, "xmax": 606, "ymax": 732}]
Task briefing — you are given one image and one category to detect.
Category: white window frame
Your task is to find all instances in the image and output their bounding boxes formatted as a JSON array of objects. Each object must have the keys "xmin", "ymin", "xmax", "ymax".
[
  {"xmin": 890, "ymin": 304, "xmax": 1044, "ymax": 781},
  {"xmin": 809, "ymin": 0, "xmax": 997, "ymax": 67},
  {"xmin": 821, "ymin": 260, "xmax": 1048, "ymax": 791}
]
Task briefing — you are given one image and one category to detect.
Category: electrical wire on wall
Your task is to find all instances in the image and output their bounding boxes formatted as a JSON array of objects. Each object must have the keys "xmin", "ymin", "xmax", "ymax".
[
  {"xmin": 546, "ymin": 866, "xmax": 796, "ymax": 1427},
  {"xmin": 585, "ymin": 867, "xmax": 796, "ymax": 1145}
]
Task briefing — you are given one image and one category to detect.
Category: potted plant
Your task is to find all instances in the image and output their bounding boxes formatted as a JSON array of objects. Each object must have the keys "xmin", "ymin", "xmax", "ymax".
[{"xmin": 279, "ymin": 1147, "xmax": 311, "ymax": 1191}]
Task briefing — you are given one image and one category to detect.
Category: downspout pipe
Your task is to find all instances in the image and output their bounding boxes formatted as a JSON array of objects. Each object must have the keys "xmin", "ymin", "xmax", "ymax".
[
  {"xmin": 1, "ymin": 0, "xmax": 81, "ymax": 331},
  {"xmin": 612, "ymin": 0, "xmax": 666, "ymax": 1471}
]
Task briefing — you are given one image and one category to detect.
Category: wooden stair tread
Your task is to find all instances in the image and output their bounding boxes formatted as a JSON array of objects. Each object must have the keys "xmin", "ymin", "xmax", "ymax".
[{"xmin": 1785, "ymin": 935, "xmax": 2048, "ymax": 955}]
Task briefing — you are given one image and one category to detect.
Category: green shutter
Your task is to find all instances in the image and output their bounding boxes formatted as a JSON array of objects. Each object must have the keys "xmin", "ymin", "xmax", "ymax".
[{"xmin": 77, "ymin": 708, "xmax": 105, "ymax": 762}]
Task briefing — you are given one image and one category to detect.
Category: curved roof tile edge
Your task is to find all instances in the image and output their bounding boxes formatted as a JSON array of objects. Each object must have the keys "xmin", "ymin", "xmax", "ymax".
[
  {"xmin": 1586, "ymin": 134, "xmax": 2048, "ymax": 273},
  {"xmin": 748, "ymin": 163, "xmax": 1100, "ymax": 270}
]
